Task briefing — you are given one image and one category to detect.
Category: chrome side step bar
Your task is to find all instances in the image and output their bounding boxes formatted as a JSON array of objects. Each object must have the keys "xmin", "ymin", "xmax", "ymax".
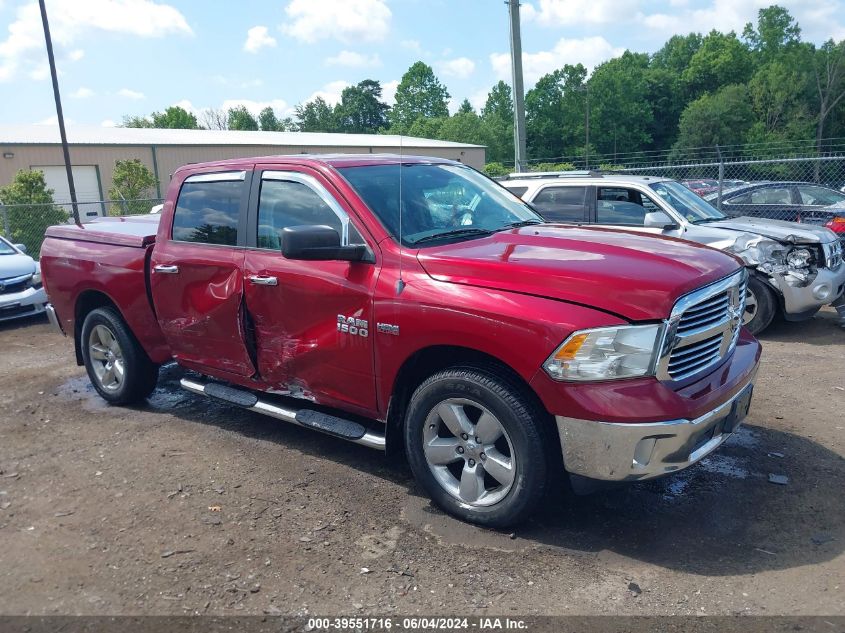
[{"xmin": 179, "ymin": 377, "xmax": 386, "ymax": 451}]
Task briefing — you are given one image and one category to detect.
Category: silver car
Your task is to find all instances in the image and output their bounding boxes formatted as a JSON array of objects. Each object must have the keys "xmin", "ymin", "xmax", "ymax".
[
  {"xmin": 0, "ymin": 236, "xmax": 47, "ymax": 323},
  {"xmin": 501, "ymin": 172, "xmax": 845, "ymax": 334}
]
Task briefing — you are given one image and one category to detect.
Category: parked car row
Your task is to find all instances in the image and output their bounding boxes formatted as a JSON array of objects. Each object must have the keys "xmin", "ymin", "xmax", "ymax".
[{"xmin": 501, "ymin": 171, "xmax": 845, "ymax": 335}]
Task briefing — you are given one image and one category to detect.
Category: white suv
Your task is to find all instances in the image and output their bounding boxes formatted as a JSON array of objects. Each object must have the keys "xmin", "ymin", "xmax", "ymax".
[{"xmin": 500, "ymin": 171, "xmax": 845, "ymax": 334}]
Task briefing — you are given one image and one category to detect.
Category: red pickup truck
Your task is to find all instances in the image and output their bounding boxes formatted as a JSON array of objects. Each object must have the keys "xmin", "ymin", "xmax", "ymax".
[{"xmin": 40, "ymin": 155, "xmax": 760, "ymax": 527}]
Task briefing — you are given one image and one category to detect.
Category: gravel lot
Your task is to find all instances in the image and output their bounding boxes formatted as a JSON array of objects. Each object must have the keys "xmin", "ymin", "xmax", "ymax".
[{"xmin": 0, "ymin": 309, "xmax": 843, "ymax": 617}]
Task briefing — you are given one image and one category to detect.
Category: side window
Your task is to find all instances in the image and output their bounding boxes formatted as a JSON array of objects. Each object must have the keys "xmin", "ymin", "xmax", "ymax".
[
  {"xmin": 172, "ymin": 174, "xmax": 244, "ymax": 246},
  {"xmin": 749, "ymin": 187, "xmax": 791, "ymax": 205},
  {"xmin": 504, "ymin": 185, "xmax": 528, "ymax": 198},
  {"xmin": 531, "ymin": 186, "xmax": 587, "ymax": 222},
  {"xmin": 257, "ymin": 177, "xmax": 364, "ymax": 250},
  {"xmin": 596, "ymin": 187, "xmax": 650, "ymax": 226},
  {"xmin": 798, "ymin": 185, "xmax": 845, "ymax": 206}
]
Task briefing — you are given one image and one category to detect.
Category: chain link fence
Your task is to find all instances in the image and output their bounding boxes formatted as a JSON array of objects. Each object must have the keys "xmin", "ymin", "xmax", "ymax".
[
  {"xmin": 614, "ymin": 155, "xmax": 845, "ymax": 227},
  {"xmin": 0, "ymin": 198, "xmax": 163, "ymax": 258}
]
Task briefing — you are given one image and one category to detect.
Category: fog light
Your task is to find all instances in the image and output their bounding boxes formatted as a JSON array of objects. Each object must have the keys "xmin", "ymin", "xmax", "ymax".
[{"xmin": 812, "ymin": 283, "xmax": 832, "ymax": 301}]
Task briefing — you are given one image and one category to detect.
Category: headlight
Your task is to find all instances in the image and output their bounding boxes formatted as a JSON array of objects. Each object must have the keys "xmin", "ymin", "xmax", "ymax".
[
  {"xmin": 786, "ymin": 248, "xmax": 812, "ymax": 268},
  {"xmin": 30, "ymin": 271, "xmax": 42, "ymax": 287},
  {"xmin": 543, "ymin": 324, "xmax": 664, "ymax": 382}
]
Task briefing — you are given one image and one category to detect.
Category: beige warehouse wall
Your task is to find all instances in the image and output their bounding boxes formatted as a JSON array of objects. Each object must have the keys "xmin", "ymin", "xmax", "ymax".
[{"xmin": 1, "ymin": 143, "xmax": 485, "ymax": 201}]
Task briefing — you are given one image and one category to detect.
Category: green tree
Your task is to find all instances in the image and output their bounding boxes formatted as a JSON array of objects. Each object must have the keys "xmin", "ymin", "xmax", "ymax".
[
  {"xmin": 295, "ymin": 97, "xmax": 338, "ymax": 132},
  {"xmin": 437, "ymin": 111, "xmax": 493, "ymax": 147},
  {"xmin": 406, "ymin": 115, "xmax": 446, "ymax": 140},
  {"xmin": 0, "ymin": 170, "xmax": 67, "ymax": 257},
  {"xmin": 334, "ymin": 80, "xmax": 390, "ymax": 133},
  {"xmin": 743, "ymin": 5, "xmax": 801, "ymax": 62},
  {"xmin": 457, "ymin": 99, "xmax": 474, "ymax": 114},
  {"xmin": 748, "ymin": 59, "xmax": 813, "ymax": 143},
  {"xmin": 390, "ymin": 61, "xmax": 450, "ymax": 133},
  {"xmin": 682, "ymin": 30, "xmax": 754, "ymax": 98},
  {"xmin": 588, "ymin": 52, "xmax": 654, "ymax": 157},
  {"xmin": 258, "ymin": 106, "xmax": 281, "ymax": 131},
  {"xmin": 651, "ymin": 33, "xmax": 703, "ymax": 74},
  {"xmin": 672, "ymin": 85, "xmax": 755, "ymax": 159},
  {"xmin": 480, "ymin": 80, "xmax": 514, "ymax": 164},
  {"xmin": 150, "ymin": 106, "xmax": 198, "ymax": 129},
  {"xmin": 121, "ymin": 114, "xmax": 153, "ymax": 128},
  {"xmin": 108, "ymin": 159, "xmax": 159, "ymax": 216},
  {"xmin": 227, "ymin": 106, "xmax": 259, "ymax": 131},
  {"xmin": 811, "ymin": 40, "xmax": 845, "ymax": 155},
  {"xmin": 525, "ymin": 64, "xmax": 588, "ymax": 161}
]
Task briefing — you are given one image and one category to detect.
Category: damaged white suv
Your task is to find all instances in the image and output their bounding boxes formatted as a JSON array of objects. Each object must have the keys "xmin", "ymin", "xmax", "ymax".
[{"xmin": 501, "ymin": 172, "xmax": 845, "ymax": 334}]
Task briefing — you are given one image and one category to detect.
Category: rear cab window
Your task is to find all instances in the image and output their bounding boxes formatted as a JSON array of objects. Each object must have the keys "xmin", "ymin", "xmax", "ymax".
[{"xmin": 172, "ymin": 171, "xmax": 246, "ymax": 245}]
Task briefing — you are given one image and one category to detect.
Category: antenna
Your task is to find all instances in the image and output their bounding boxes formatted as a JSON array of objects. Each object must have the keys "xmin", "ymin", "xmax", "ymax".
[{"xmin": 396, "ymin": 134, "xmax": 406, "ymax": 294}]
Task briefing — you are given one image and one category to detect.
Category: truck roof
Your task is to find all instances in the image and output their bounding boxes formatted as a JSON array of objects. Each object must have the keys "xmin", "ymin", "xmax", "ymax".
[{"xmin": 174, "ymin": 153, "xmax": 456, "ymax": 175}]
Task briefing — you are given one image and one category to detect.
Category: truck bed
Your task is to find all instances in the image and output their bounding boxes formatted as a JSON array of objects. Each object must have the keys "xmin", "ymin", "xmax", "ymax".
[
  {"xmin": 40, "ymin": 214, "xmax": 171, "ymax": 365},
  {"xmin": 44, "ymin": 215, "xmax": 160, "ymax": 248}
]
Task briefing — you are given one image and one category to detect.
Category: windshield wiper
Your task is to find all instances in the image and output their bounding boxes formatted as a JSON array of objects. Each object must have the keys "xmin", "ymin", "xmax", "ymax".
[
  {"xmin": 503, "ymin": 219, "xmax": 544, "ymax": 229},
  {"xmin": 691, "ymin": 217, "xmax": 725, "ymax": 224},
  {"xmin": 411, "ymin": 228, "xmax": 493, "ymax": 245}
]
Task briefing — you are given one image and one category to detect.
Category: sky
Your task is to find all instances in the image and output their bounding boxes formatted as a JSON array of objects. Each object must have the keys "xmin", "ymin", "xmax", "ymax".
[{"xmin": 1, "ymin": 0, "xmax": 845, "ymax": 128}]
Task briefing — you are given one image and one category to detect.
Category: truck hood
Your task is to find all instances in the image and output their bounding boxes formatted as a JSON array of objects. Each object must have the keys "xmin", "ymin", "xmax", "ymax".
[
  {"xmin": 416, "ymin": 225, "xmax": 740, "ymax": 321},
  {"xmin": 0, "ymin": 253, "xmax": 36, "ymax": 279},
  {"xmin": 709, "ymin": 216, "xmax": 837, "ymax": 244}
]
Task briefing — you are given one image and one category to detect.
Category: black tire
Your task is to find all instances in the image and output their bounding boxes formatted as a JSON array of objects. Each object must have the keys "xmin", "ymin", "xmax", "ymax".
[
  {"xmin": 80, "ymin": 307, "xmax": 158, "ymax": 405},
  {"xmin": 744, "ymin": 274, "xmax": 777, "ymax": 335},
  {"xmin": 403, "ymin": 366, "xmax": 550, "ymax": 528}
]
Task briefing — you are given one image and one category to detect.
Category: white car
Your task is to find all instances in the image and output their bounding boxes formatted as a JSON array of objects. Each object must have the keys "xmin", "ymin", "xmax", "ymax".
[
  {"xmin": 0, "ymin": 236, "xmax": 47, "ymax": 323},
  {"xmin": 500, "ymin": 171, "xmax": 845, "ymax": 334}
]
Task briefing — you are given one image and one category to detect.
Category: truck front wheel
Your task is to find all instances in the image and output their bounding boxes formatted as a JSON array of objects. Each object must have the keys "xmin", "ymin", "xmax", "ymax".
[
  {"xmin": 404, "ymin": 367, "xmax": 549, "ymax": 528},
  {"xmin": 81, "ymin": 307, "xmax": 158, "ymax": 405}
]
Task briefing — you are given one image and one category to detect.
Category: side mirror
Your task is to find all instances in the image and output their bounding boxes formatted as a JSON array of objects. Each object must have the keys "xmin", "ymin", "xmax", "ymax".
[
  {"xmin": 14, "ymin": 243, "xmax": 27, "ymax": 253},
  {"xmin": 643, "ymin": 211, "xmax": 679, "ymax": 230},
  {"xmin": 281, "ymin": 225, "xmax": 372, "ymax": 262}
]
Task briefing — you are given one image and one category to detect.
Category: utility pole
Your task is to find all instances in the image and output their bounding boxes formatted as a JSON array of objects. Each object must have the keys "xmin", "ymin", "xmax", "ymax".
[
  {"xmin": 507, "ymin": 0, "xmax": 527, "ymax": 172},
  {"xmin": 39, "ymin": 0, "xmax": 81, "ymax": 227},
  {"xmin": 584, "ymin": 86, "xmax": 590, "ymax": 170}
]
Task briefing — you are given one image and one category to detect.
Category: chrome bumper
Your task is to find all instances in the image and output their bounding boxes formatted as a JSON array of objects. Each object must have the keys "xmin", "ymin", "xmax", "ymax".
[
  {"xmin": 555, "ymin": 374, "xmax": 756, "ymax": 482},
  {"xmin": 775, "ymin": 264, "xmax": 845, "ymax": 317},
  {"xmin": 45, "ymin": 303, "xmax": 65, "ymax": 335}
]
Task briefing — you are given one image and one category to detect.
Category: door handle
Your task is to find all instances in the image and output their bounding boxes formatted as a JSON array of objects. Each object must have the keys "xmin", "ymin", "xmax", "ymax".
[
  {"xmin": 153, "ymin": 264, "xmax": 180, "ymax": 274},
  {"xmin": 248, "ymin": 275, "xmax": 278, "ymax": 286}
]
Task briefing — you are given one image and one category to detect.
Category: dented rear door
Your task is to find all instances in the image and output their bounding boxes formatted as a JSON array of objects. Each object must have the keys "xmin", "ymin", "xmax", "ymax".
[{"xmin": 150, "ymin": 170, "xmax": 255, "ymax": 377}]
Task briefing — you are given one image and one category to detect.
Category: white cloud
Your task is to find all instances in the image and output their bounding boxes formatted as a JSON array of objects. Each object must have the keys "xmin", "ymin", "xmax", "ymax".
[
  {"xmin": 70, "ymin": 87, "xmax": 94, "ymax": 99},
  {"xmin": 118, "ymin": 88, "xmax": 145, "ymax": 100},
  {"xmin": 325, "ymin": 50, "xmax": 381, "ymax": 68},
  {"xmin": 381, "ymin": 79, "xmax": 399, "ymax": 106},
  {"xmin": 491, "ymin": 36, "xmax": 624, "ymax": 87},
  {"xmin": 36, "ymin": 115, "xmax": 75, "ymax": 125},
  {"xmin": 101, "ymin": 119, "xmax": 116, "ymax": 127},
  {"xmin": 303, "ymin": 80, "xmax": 351, "ymax": 107},
  {"xmin": 68, "ymin": 49, "xmax": 84, "ymax": 61},
  {"xmin": 639, "ymin": 0, "xmax": 845, "ymax": 42},
  {"xmin": 437, "ymin": 57, "xmax": 476, "ymax": 79},
  {"xmin": 524, "ymin": 0, "xmax": 641, "ymax": 26},
  {"xmin": 243, "ymin": 25, "xmax": 276, "ymax": 53},
  {"xmin": 282, "ymin": 0, "xmax": 391, "ymax": 43},
  {"xmin": 0, "ymin": 0, "xmax": 191, "ymax": 82}
]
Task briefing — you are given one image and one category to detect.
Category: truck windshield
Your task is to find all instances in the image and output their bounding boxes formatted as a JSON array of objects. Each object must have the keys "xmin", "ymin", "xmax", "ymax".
[
  {"xmin": 338, "ymin": 163, "xmax": 542, "ymax": 247},
  {"xmin": 649, "ymin": 181, "xmax": 727, "ymax": 224}
]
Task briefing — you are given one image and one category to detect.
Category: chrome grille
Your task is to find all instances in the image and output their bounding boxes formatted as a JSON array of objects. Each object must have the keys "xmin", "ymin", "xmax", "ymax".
[
  {"xmin": 657, "ymin": 270, "xmax": 747, "ymax": 382},
  {"xmin": 823, "ymin": 240, "xmax": 843, "ymax": 269}
]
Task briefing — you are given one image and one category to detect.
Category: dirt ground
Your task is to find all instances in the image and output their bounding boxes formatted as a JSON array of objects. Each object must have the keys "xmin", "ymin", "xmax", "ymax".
[{"xmin": 0, "ymin": 309, "xmax": 842, "ymax": 617}]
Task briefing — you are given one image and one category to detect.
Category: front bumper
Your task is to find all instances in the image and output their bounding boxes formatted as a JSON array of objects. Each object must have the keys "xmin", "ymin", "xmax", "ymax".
[
  {"xmin": 0, "ymin": 285, "xmax": 47, "ymax": 323},
  {"xmin": 774, "ymin": 264, "xmax": 845, "ymax": 318},
  {"xmin": 555, "ymin": 366, "xmax": 757, "ymax": 484}
]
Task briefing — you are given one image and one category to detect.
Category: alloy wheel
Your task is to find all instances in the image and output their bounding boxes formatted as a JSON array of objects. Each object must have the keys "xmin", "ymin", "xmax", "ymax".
[{"xmin": 88, "ymin": 324, "xmax": 125, "ymax": 392}]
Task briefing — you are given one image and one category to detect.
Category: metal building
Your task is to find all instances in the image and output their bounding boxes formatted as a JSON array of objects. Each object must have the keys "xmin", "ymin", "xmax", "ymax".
[{"xmin": 0, "ymin": 125, "xmax": 486, "ymax": 208}]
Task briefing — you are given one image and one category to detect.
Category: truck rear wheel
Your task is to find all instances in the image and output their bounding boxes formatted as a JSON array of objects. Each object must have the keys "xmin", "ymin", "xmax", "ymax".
[
  {"xmin": 403, "ymin": 367, "xmax": 549, "ymax": 528},
  {"xmin": 81, "ymin": 307, "xmax": 158, "ymax": 405},
  {"xmin": 744, "ymin": 275, "xmax": 777, "ymax": 335}
]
